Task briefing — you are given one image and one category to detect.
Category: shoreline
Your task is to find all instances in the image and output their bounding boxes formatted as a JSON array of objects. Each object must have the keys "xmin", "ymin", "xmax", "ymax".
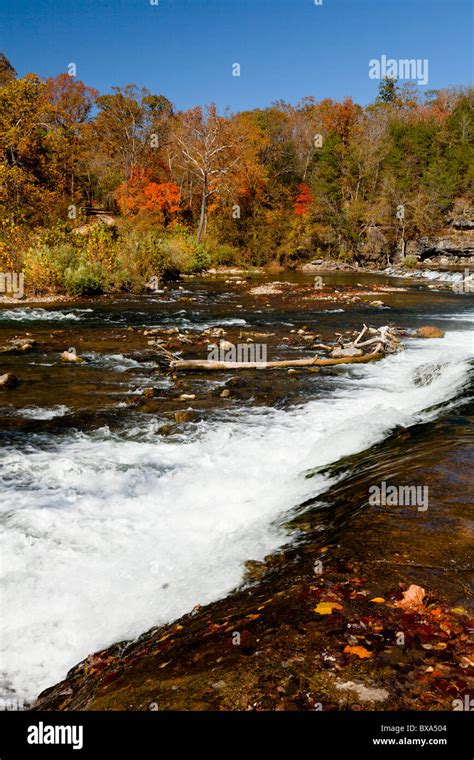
[{"xmin": 1, "ymin": 263, "xmax": 472, "ymax": 307}]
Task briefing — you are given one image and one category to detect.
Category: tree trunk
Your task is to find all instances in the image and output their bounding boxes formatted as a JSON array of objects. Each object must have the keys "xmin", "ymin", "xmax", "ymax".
[
  {"xmin": 400, "ymin": 224, "xmax": 406, "ymax": 261},
  {"xmin": 197, "ymin": 176, "xmax": 208, "ymax": 244}
]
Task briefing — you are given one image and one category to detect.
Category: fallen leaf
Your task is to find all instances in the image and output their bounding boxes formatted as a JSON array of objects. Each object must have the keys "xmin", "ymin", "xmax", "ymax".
[
  {"xmin": 370, "ymin": 597, "xmax": 385, "ymax": 604},
  {"xmin": 395, "ymin": 584, "xmax": 425, "ymax": 610},
  {"xmin": 343, "ymin": 645, "xmax": 372, "ymax": 659},
  {"xmin": 314, "ymin": 602, "xmax": 343, "ymax": 615}
]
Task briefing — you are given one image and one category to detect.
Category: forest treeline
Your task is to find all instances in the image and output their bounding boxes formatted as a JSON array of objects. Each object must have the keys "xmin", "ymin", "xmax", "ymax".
[{"xmin": 0, "ymin": 53, "xmax": 473, "ymax": 294}]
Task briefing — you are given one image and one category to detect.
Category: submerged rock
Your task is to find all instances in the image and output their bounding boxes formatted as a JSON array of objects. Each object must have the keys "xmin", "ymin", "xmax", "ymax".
[
  {"xmin": 158, "ymin": 423, "xmax": 177, "ymax": 436},
  {"xmin": 0, "ymin": 373, "xmax": 19, "ymax": 389},
  {"xmin": 174, "ymin": 409, "xmax": 197, "ymax": 423},
  {"xmin": 415, "ymin": 326, "xmax": 445, "ymax": 339}
]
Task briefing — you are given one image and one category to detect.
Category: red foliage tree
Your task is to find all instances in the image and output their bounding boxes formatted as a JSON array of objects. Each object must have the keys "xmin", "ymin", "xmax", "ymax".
[{"xmin": 294, "ymin": 183, "xmax": 313, "ymax": 216}]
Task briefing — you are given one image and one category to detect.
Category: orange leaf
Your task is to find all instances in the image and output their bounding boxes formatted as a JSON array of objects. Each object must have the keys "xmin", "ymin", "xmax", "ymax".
[
  {"xmin": 370, "ymin": 597, "xmax": 385, "ymax": 604},
  {"xmin": 343, "ymin": 645, "xmax": 372, "ymax": 659},
  {"xmin": 314, "ymin": 602, "xmax": 343, "ymax": 615}
]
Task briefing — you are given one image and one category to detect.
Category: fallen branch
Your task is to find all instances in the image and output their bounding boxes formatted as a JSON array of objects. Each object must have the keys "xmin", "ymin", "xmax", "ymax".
[
  {"xmin": 170, "ymin": 353, "xmax": 384, "ymax": 372},
  {"xmin": 168, "ymin": 324, "xmax": 401, "ymax": 372},
  {"xmin": 353, "ymin": 324, "xmax": 368, "ymax": 346}
]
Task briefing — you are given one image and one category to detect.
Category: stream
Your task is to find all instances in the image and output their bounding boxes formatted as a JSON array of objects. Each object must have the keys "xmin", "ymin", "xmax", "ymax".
[{"xmin": 0, "ymin": 270, "xmax": 472, "ymax": 703}]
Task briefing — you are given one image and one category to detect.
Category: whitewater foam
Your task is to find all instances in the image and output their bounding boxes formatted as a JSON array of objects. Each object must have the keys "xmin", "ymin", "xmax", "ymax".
[
  {"xmin": 384, "ymin": 267, "xmax": 473, "ymax": 286},
  {"xmin": 0, "ymin": 308, "xmax": 93, "ymax": 322},
  {"xmin": 11, "ymin": 406, "xmax": 70, "ymax": 420}
]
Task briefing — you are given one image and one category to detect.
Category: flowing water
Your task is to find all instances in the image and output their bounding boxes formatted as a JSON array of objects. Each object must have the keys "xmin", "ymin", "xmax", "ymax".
[{"xmin": 0, "ymin": 271, "xmax": 472, "ymax": 703}]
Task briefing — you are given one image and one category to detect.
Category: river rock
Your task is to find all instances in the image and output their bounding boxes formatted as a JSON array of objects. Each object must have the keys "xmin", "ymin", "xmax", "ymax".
[
  {"xmin": 415, "ymin": 326, "xmax": 445, "ymax": 339},
  {"xmin": 330, "ymin": 346, "xmax": 363, "ymax": 358},
  {"xmin": 1, "ymin": 339, "xmax": 37, "ymax": 355},
  {"xmin": 61, "ymin": 348, "xmax": 85, "ymax": 363},
  {"xmin": 0, "ymin": 373, "xmax": 19, "ymax": 389}
]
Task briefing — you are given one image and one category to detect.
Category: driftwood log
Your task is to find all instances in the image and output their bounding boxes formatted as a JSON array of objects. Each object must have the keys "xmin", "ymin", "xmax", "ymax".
[
  {"xmin": 169, "ymin": 324, "xmax": 401, "ymax": 372},
  {"xmin": 170, "ymin": 353, "xmax": 384, "ymax": 371}
]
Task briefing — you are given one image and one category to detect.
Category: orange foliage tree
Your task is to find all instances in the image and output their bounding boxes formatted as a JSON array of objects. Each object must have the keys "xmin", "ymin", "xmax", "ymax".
[{"xmin": 115, "ymin": 167, "xmax": 180, "ymax": 224}]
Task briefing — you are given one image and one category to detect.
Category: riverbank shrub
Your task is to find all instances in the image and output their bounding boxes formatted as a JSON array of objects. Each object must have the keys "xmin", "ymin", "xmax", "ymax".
[
  {"xmin": 403, "ymin": 255, "xmax": 419, "ymax": 269},
  {"xmin": 17, "ymin": 222, "xmax": 216, "ymax": 295}
]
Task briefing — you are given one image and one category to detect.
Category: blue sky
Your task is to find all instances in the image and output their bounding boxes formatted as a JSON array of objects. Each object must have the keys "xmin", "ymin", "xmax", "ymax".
[{"xmin": 1, "ymin": 0, "xmax": 472, "ymax": 111}]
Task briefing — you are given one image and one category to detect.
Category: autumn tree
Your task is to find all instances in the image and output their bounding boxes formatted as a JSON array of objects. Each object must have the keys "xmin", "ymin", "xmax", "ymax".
[
  {"xmin": 173, "ymin": 104, "xmax": 241, "ymax": 242},
  {"xmin": 43, "ymin": 74, "xmax": 97, "ymax": 204},
  {"xmin": 377, "ymin": 76, "xmax": 399, "ymax": 104},
  {"xmin": 0, "ymin": 73, "xmax": 52, "ymax": 224},
  {"xmin": 0, "ymin": 52, "xmax": 16, "ymax": 87},
  {"xmin": 94, "ymin": 86, "xmax": 173, "ymax": 204},
  {"xmin": 294, "ymin": 183, "xmax": 313, "ymax": 216},
  {"xmin": 115, "ymin": 166, "xmax": 180, "ymax": 225}
]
